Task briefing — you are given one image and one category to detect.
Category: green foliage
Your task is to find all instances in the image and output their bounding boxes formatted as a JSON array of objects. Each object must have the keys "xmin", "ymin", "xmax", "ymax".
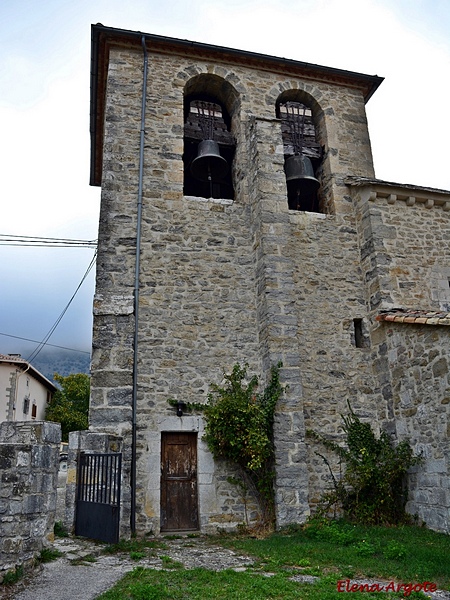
[
  {"xmin": 382, "ymin": 540, "xmax": 407, "ymax": 560},
  {"xmin": 97, "ymin": 522, "xmax": 450, "ymax": 600},
  {"xmin": 307, "ymin": 404, "xmax": 422, "ymax": 525},
  {"xmin": 160, "ymin": 555, "xmax": 185, "ymax": 569},
  {"xmin": 54, "ymin": 520, "xmax": 69, "ymax": 537},
  {"xmin": 203, "ymin": 363, "xmax": 284, "ymax": 525},
  {"xmin": 46, "ymin": 373, "xmax": 90, "ymax": 441},
  {"xmin": 39, "ymin": 548, "xmax": 63, "ymax": 563},
  {"xmin": 103, "ymin": 538, "xmax": 165, "ymax": 555},
  {"xmin": 353, "ymin": 540, "xmax": 376, "ymax": 557},
  {"xmin": 1, "ymin": 565, "xmax": 23, "ymax": 586},
  {"xmin": 217, "ymin": 521, "xmax": 450, "ymax": 588},
  {"xmin": 304, "ymin": 519, "xmax": 356, "ymax": 546},
  {"xmin": 96, "ymin": 523, "xmax": 450, "ymax": 599}
]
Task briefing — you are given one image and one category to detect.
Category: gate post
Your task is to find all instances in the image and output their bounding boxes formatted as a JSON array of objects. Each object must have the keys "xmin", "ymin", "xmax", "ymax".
[{"xmin": 65, "ymin": 431, "xmax": 123, "ymax": 535}]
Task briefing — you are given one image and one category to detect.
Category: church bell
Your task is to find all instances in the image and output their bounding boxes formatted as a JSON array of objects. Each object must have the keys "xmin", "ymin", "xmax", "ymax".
[
  {"xmin": 284, "ymin": 154, "xmax": 320, "ymax": 196},
  {"xmin": 190, "ymin": 139, "xmax": 228, "ymax": 183}
]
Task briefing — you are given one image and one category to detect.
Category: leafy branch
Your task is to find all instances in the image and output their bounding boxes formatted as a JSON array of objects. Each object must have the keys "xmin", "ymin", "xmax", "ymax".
[
  {"xmin": 203, "ymin": 362, "xmax": 284, "ymax": 526},
  {"xmin": 307, "ymin": 402, "xmax": 422, "ymax": 525}
]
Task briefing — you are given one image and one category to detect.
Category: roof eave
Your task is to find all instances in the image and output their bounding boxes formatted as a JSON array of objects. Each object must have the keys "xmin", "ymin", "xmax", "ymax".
[{"xmin": 89, "ymin": 23, "xmax": 384, "ymax": 187}]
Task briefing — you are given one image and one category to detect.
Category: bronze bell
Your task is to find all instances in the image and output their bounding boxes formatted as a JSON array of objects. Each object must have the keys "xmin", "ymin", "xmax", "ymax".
[
  {"xmin": 284, "ymin": 154, "xmax": 320, "ymax": 195},
  {"xmin": 190, "ymin": 139, "xmax": 228, "ymax": 183}
]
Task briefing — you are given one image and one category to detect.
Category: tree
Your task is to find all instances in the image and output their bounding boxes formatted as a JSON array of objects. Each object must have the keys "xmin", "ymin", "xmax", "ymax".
[{"xmin": 46, "ymin": 373, "xmax": 90, "ymax": 441}]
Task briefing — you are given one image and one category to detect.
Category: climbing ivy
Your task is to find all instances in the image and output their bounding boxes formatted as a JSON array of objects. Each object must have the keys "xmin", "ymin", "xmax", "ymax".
[
  {"xmin": 203, "ymin": 362, "xmax": 284, "ymax": 526},
  {"xmin": 307, "ymin": 403, "xmax": 422, "ymax": 525}
]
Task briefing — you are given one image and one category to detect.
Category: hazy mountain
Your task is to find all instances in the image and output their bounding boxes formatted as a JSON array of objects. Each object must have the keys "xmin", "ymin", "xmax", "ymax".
[{"xmin": 25, "ymin": 348, "xmax": 90, "ymax": 383}]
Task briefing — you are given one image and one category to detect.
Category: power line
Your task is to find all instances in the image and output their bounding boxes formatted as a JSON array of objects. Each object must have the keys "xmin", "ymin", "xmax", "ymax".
[
  {"xmin": 26, "ymin": 250, "xmax": 98, "ymax": 363},
  {"xmin": 0, "ymin": 234, "xmax": 97, "ymax": 248},
  {"xmin": 0, "ymin": 332, "xmax": 91, "ymax": 355}
]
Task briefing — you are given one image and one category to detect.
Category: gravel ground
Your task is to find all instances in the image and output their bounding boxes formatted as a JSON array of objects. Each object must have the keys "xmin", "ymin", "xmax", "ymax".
[
  {"xmin": 2, "ymin": 534, "xmax": 450, "ymax": 600},
  {"xmin": 2, "ymin": 474, "xmax": 449, "ymax": 600},
  {"xmin": 0, "ymin": 536, "xmax": 255, "ymax": 600}
]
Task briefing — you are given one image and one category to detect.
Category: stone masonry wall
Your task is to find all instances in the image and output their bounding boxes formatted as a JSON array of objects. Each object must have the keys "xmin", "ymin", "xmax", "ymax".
[
  {"xmin": 91, "ymin": 42, "xmax": 392, "ymax": 534},
  {"xmin": 0, "ymin": 421, "xmax": 61, "ymax": 579},
  {"xmin": 245, "ymin": 115, "xmax": 383, "ymax": 520},
  {"xmin": 382, "ymin": 324, "xmax": 450, "ymax": 532},
  {"xmin": 351, "ymin": 185, "xmax": 450, "ymax": 313},
  {"xmin": 352, "ymin": 183, "xmax": 450, "ymax": 532}
]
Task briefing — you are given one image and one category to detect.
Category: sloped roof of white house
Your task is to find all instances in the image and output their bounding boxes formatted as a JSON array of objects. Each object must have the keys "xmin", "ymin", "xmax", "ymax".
[{"xmin": 0, "ymin": 354, "xmax": 57, "ymax": 391}]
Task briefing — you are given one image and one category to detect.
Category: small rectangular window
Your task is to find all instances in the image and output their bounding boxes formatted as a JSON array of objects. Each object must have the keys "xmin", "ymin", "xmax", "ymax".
[
  {"xmin": 353, "ymin": 318, "xmax": 369, "ymax": 348},
  {"xmin": 31, "ymin": 403, "xmax": 37, "ymax": 419}
]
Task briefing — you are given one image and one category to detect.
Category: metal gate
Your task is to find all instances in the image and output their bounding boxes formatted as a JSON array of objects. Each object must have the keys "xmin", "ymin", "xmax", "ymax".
[{"xmin": 75, "ymin": 452, "xmax": 122, "ymax": 544}]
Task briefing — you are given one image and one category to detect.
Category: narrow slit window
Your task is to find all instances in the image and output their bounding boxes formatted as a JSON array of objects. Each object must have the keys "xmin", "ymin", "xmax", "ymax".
[{"xmin": 353, "ymin": 318, "xmax": 366, "ymax": 348}]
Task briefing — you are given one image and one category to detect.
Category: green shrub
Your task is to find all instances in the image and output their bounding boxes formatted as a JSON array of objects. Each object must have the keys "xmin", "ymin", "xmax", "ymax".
[
  {"xmin": 382, "ymin": 540, "xmax": 407, "ymax": 560},
  {"xmin": 353, "ymin": 540, "xmax": 376, "ymax": 557},
  {"xmin": 307, "ymin": 403, "xmax": 422, "ymax": 525},
  {"xmin": 203, "ymin": 363, "xmax": 284, "ymax": 525},
  {"xmin": 304, "ymin": 519, "xmax": 356, "ymax": 546}
]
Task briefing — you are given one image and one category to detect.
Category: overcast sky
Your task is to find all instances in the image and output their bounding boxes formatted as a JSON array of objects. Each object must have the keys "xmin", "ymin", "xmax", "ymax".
[{"xmin": 1, "ymin": 0, "xmax": 449, "ymax": 360}]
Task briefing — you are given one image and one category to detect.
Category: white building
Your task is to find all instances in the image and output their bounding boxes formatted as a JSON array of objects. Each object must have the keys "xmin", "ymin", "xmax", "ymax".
[{"xmin": 0, "ymin": 354, "xmax": 56, "ymax": 423}]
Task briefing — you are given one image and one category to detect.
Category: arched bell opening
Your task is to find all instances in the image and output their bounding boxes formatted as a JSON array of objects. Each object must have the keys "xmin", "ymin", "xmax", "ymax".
[
  {"xmin": 276, "ymin": 97, "xmax": 323, "ymax": 212},
  {"xmin": 183, "ymin": 93, "xmax": 235, "ymax": 200}
]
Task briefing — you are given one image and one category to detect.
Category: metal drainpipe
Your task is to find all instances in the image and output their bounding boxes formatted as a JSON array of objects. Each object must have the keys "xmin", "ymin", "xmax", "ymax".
[{"xmin": 131, "ymin": 34, "xmax": 148, "ymax": 536}]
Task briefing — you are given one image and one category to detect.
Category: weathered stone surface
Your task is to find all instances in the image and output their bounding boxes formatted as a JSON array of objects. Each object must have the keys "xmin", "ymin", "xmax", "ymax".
[
  {"xmin": 86, "ymin": 32, "xmax": 450, "ymax": 537},
  {"xmin": 0, "ymin": 421, "xmax": 61, "ymax": 578}
]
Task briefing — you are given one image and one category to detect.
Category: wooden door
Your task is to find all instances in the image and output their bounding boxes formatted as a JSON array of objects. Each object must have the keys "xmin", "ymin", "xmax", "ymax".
[{"xmin": 160, "ymin": 432, "xmax": 199, "ymax": 532}]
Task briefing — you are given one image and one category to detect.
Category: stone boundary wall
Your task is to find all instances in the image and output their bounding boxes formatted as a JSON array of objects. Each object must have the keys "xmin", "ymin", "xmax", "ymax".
[{"xmin": 0, "ymin": 421, "xmax": 61, "ymax": 580}]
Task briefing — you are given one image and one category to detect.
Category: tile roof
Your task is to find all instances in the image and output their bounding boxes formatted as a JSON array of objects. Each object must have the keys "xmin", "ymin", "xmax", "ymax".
[
  {"xmin": 376, "ymin": 309, "xmax": 450, "ymax": 326},
  {"xmin": 0, "ymin": 353, "xmax": 27, "ymax": 363},
  {"xmin": 0, "ymin": 354, "xmax": 57, "ymax": 390}
]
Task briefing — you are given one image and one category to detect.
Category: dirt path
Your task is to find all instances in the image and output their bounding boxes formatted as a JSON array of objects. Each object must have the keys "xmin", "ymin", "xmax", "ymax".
[{"xmin": 0, "ymin": 535, "xmax": 255, "ymax": 600}]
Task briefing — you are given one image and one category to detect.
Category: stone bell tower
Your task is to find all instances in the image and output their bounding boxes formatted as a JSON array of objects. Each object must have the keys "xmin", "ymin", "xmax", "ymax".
[{"xmin": 83, "ymin": 24, "xmax": 450, "ymax": 537}]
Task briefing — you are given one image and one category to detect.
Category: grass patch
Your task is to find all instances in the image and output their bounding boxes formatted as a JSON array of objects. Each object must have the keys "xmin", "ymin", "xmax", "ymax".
[
  {"xmin": 221, "ymin": 521, "xmax": 450, "ymax": 586},
  {"xmin": 70, "ymin": 553, "xmax": 98, "ymax": 565},
  {"xmin": 103, "ymin": 538, "xmax": 166, "ymax": 555},
  {"xmin": 160, "ymin": 555, "xmax": 184, "ymax": 570},
  {"xmin": 1, "ymin": 565, "xmax": 24, "ymax": 586},
  {"xmin": 54, "ymin": 521, "xmax": 69, "ymax": 538},
  {"xmin": 97, "ymin": 567, "xmax": 314, "ymax": 599},
  {"xmin": 96, "ymin": 522, "xmax": 450, "ymax": 600},
  {"xmin": 38, "ymin": 548, "xmax": 63, "ymax": 563}
]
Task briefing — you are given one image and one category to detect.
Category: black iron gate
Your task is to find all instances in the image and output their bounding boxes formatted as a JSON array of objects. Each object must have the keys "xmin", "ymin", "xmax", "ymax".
[{"xmin": 75, "ymin": 452, "xmax": 122, "ymax": 543}]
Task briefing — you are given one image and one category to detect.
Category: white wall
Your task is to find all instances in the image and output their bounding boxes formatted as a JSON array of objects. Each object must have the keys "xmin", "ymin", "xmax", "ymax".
[{"xmin": 0, "ymin": 363, "xmax": 50, "ymax": 422}]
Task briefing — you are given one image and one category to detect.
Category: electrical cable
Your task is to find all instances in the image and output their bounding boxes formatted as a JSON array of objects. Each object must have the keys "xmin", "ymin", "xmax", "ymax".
[
  {"xmin": 25, "ymin": 250, "xmax": 97, "ymax": 364},
  {"xmin": 0, "ymin": 233, "xmax": 97, "ymax": 248},
  {"xmin": 0, "ymin": 332, "xmax": 91, "ymax": 355}
]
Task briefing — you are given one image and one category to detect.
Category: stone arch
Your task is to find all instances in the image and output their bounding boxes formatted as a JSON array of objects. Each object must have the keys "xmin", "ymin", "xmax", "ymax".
[
  {"xmin": 184, "ymin": 73, "xmax": 241, "ymax": 121},
  {"xmin": 182, "ymin": 72, "xmax": 241, "ymax": 200},
  {"xmin": 271, "ymin": 85, "xmax": 331, "ymax": 213}
]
